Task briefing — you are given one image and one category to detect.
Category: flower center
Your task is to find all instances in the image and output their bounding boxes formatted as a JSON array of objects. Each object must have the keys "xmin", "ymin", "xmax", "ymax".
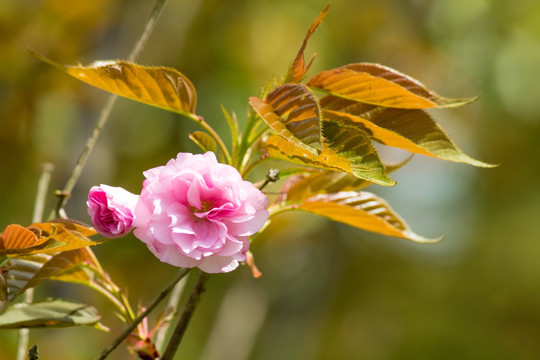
[{"xmin": 190, "ymin": 200, "xmax": 214, "ymax": 216}]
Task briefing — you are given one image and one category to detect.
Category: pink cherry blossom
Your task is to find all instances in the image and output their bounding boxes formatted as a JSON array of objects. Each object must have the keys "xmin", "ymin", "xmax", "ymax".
[
  {"xmin": 132, "ymin": 152, "xmax": 269, "ymax": 273},
  {"xmin": 87, "ymin": 185, "xmax": 139, "ymax": 238}
]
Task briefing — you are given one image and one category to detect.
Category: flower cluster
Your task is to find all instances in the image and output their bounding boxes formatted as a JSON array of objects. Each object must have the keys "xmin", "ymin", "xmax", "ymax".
[{"xmin": 87, "ymin": 152, "xmax": 269, "ymax": 273}]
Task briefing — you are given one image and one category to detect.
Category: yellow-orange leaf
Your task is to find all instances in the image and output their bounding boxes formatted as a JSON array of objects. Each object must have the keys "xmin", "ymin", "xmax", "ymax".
[
  {"xmin": 31, "ymin": 222, "xmax": 97, "ymax": 254},
  {"xmin": 250, "ymin": 86, "xmax": 321, "ymax": 154},
  {"xmin": 308, "ymin": 63, "xmax": 476, "ymax": 109},
  {"xmin": 31, "ymin": 51, "xmax": 197, "ymax": 116},
  {"xmin": 286, "ymin": 4, "xmax": 330, "ymax": 82},
  {"xmin": 0, "ymin": 225, "xmax": 47, "ymax": 250},
  {"xmin": 298, "ymin": 192, "xmax": 441, "ymax": 243},
  {"xmin": 25, "ymin": 248, "xmax": 100, "ymax": 294},
  {"xmin": 2, "ymin": 248, "xmax": 102, "ymax": 301},
  {"xmin": 262, "ymin": 135, "xmax": 394, "ymax": 186},
  {"xmin": 48, "ymin": 219, "xmax": 98, "ymax": 238},
  {"xmin": 320, "ymin": 95, "xmax": 494, "ymax": 167},
  {"xmin": 283, "ymin": 158, "xmax": 411, "ymax": 202},
  {"xmin": 267, "ymin": 84, "xmax": 322, "ymax": 149},
  {"xmin": 0, "ymin": 222, "xmax": 97, "ymax": 257},
  {"xmin": 189, "ymin": 131, "xmax": 218, "ymax": 153}
]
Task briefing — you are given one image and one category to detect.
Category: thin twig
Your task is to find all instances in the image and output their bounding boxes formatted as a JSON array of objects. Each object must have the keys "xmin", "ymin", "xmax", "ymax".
[
  {"xmin": 15, "ymin": 163, "xmax": 54, "ymax": 360},
  {"xmin": 160, "ymin": 271, "xmax": 210, "ymax": 360},
  {"xmin": 94, "ymin": 268, "xmax": 190, "ymax": 360},
  {"xmin": 54, "ymin": 0, "xmax": 169, "ymax": 215},
  {"xmin": 31, "ymin": 163, "xmax": 54, "ymax": 224},
  {"xmin": 154, "ymin": 277, "xmax": 187, "ymax": 351},
  {"xmin": 257, "ymin": 169, "xmax": 280, "ymax": 191}
]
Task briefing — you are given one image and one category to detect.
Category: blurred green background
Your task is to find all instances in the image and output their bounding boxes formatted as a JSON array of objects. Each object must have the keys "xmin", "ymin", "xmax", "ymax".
[{"xmin": 2, "ymin": 0, "xmax": 540, "ymax": 359}]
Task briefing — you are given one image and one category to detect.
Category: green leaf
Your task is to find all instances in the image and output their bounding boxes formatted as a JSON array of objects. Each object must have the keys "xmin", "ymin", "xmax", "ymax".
[
  {"xmin": 298, "ymin": 191, "xmax": 441, "ymax": 243},
  {"xmin": 308, "ymin": 63, "xmax": 476, "ymax": 109},
  {"xmin": 3, "ymin": 254, "xmax": 53, "ymax": 301},
  {"xmin": 249, "ymin": 83, "xmax": 322, "ymax": 153},
  {"xmin": 189, "ymin": 131, "xmax": 217, "ymax": 153},
  {"xmin": 283, "ymin": 157, "xmax": 411, "ymax": 202},
  {"xmin": 286, "ymin": 4, "xmax": 330, "ymax": 82},
  {"xmin": 0, "ymin": 299, "xmax": 100, "ymax": 329},
  {"xmin": 221, "ymin": 105, "xmax": 240, "ymax": 153},
  {"xmin": 30, "ymin": 50, "xmax": 197, "ymax": 117},
  {"xmin": 320, "ymin": 96, "xmax": 494, "ymax": 167},
  {"xmin": 322, "ymin": 120, "xmax": 395, "ymax": 186},
  {"xmin": 262, "ymin": 135, "xmax": 394, "ymax": 186}
]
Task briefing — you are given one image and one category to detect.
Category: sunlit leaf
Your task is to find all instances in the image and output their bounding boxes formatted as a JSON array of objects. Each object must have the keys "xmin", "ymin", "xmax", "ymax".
[
  {"xmin": 262, "ymin": 135, "xmax": 394, "ymax": 186},
  {"xmin": 320, "ymin": 96, "xmax": 494, "ymax": 167},
  {"xmin": 250, "ymin": 83, "xmax": 322, "ymax": 152},
  {"xmin": 30, "ymin": 50, "xmax": 197, "ymax": 116},
  {"xmin": 0, "ymin": 224, "xmax": 60, "ymax": 256},
  {"xmin": 323, "ymin": 120, "xmax": 395, "ymax": 185},
  {"xmin": 0, "ymin": 222, "xmax": 97, "ymax": 257},
  {"xmin": 286, "ymin": 4, "xmax": 330, "ymax": 82},
  {"xmin": 308, "ymin": 63, "xmax": 476, "ymax": 109},
  {"xmin": 0, "ymin": 299, "xmax": 100, "ymax": 329},
  {"xmin": 0, "ymin": 224, "xmax": 46, "ymax": 249},
  {"xmin": 50, "ymin": 219, "xmax": 98, "ymax": 237},
  {"xmin": 21, "ymin": 248, "xmax": 101, "ymax": 296},
  {"xmin": 2, "ymin": 248, "xmax": 103, "ymax": 302},
  {"xmin": 29, "ymin": 222, "xmax": 97, "ymax": 253},
  {"xmin": 189, "ymin": 131, "xmax": 217, "ymax": 153},
  {"xmin": 298, "ymin": 191, "xmax": 441, "ymax": 243},
  {"xmin": 284, "ymin": 157, "xmax": 411, "ymax": 202}
]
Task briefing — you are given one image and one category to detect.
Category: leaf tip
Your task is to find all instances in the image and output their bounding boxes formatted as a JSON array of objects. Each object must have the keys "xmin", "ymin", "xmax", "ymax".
[
  {"xmin": 404, "ymin": 231, "xmax": 445, "ymax": 244},
  {"xmin": 27, "ymin": 49, "xmax": 64, "ymax": 71}
]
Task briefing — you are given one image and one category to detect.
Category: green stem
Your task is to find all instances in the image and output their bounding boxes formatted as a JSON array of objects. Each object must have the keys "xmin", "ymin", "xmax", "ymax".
[
  {"xmin": 241, "ymin": 156, "xmax": 268, "ymax": 178},
  {"xmin": 236, "ymin": 111, "xmax": 259, "ymax": 170},
  {"xmin": 87, "ymin": 282, "xmax": 127, "ymax": 319},
  {"xmin": 160, "ymin": 271, "xmax": 210, "ymax": 360},
  {"xmin": 186, "ymin": 113, "xmax": 232, "ymax": 164},
  {"xmin": 268, "ymin": 203, "xmax": 298, "ymax": 218},
  {"xmin": 54, "ymin": 0, "xmax": 168, "ymax": 215},
  {"xmin": 89, "ymin": 264, "xmax": 139, "ymax": 323},
  {"xmin": 94, "ymin": 268, "xmax": 190, "ymax": 360}
]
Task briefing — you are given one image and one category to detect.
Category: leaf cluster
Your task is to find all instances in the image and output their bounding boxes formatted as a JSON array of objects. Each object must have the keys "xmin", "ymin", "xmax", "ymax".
[{"xmin": 0, "ymin": 5, "xmax": 495, "ymax": 339}]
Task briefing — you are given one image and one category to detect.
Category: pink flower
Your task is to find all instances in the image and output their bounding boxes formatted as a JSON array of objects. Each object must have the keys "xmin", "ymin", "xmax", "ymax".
[
  {"xmin": 87, "ymin": 185, "xmax": 139, "ymax": 238},
  {"xmin": 133, "ymin": 152, "xmax": 269, "ymax": 273}
]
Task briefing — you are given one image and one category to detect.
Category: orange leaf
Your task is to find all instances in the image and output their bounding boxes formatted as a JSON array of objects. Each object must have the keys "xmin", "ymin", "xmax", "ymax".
[
  {"xmin": 49, "ymin": 219, "xmax": 98, "ymax": 237},
  {"xmin": 308, "ymin": 63, "xmax": 476, "ymax": 109},
  {"xmin": 31, "ymin": 222, "xmax": 97, "ymax": 253},
  {"xmin": 0, "ymin": 225, "xmax": 45, "ymax": 250},
  {"xmin": 30, "ymin": 51, "xmax": 197, "ymax": 117},
  {"xmin": 298, "ymin": 192, "xmax": 441, "ymax": 243},
  {"xmin": 286, "ymin": 4, "xmax": 330, "ymax": 82},
  {"xmin": 252, "ymin": 83, "xmax": 322, "ymax": 150},
  {"xmin": 320, "ymin": 95, "xmax": 495, "ymax": 167},
  {"xmin": 0, "ymin": 222, "xmax": 97, "ymax": 257}
]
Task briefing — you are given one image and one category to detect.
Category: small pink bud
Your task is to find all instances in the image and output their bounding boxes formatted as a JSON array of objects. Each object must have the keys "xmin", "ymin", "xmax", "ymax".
[{"xmin": 87, "ymin": 185, "xmax": 139, "ymax": 238}]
